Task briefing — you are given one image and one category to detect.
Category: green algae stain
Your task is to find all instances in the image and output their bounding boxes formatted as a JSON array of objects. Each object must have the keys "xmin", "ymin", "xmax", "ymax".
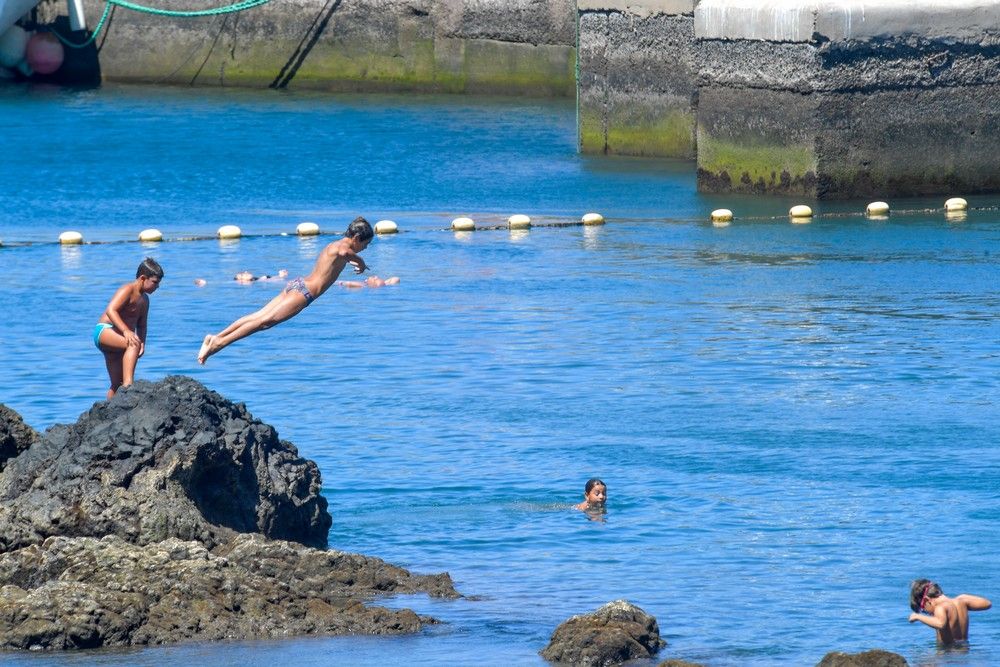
[
  {"xmin": 578, "ymin": 107, "xmax": 606, "ymax": 155},
  {"xmin": 606, "ymin": 110, "xmax": 695, "ymax": 159},
  {"xmin": 698, "ymin": 134, "xmax": 816, "ymax": 190}
]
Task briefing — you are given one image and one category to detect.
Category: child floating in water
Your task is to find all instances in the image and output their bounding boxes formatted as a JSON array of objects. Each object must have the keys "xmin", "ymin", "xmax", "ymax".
[
  {"xmin": 338, "ymin": 275, "xmax": 400, "ymax": 288},
  {"xmin": 575, "ymin": 478, "xmax": 607, "ymax": 512},
  {"xmin": 198, "ymin": 217, "xmax": 372, "ymax": 364},
  {"xmin": 909, "ymin": 579, "xmax": 991, "ymax": 645},
  {"xmin": 94, "ymin": 257, "xmax": 163, "ymax": 398}
]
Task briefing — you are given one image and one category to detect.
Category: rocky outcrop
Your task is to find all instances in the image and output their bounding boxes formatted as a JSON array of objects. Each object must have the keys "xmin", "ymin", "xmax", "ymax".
[
  {"xmin": 0, "ymin": 405, "xmax": 38, "ymax": 472},
  {"xmin": 541, "ymin": 599, "xmax": 665, "ymax": 666},
  {"xmin": 0, "ymin": 376, "xmax": 331, "ymax": 552},
  {"xmin": 657, "ymin": 660, "xmax": 705, "ymax": 667},
  {"xmin": 817, "ymin": 650, "xmax": 909, "ymax": 667},
  {"xmin": 0, "ymin": 377, "xmax": 458, "ymax": 650},
  {"xmin": 0, "ymin": 533, "xmax": 457, "ymax": 650}
]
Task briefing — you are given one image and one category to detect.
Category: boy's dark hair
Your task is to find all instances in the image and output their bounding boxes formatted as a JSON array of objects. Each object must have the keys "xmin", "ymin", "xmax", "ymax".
[
  {"xmin": 137, "ymin": 257, "xmax": 164, "ymax": 279},
  {"xmin": 584, "ymin": 478, "xmax": 606, "ymax": 494},
  {"xmin": 345, "ymin": 216, "xmax": 374, "ymax": 242},
  {"xmin": 910, "ymin": 579, "xmax": 943, "ymax": 612}
]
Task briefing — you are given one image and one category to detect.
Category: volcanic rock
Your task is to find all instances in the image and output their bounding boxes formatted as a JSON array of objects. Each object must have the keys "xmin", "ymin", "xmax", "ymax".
[
  {"xmin": 541, "ymin": 599, "xmax": 665, "ymax": 666},
  {"xmin": 0, "ymin": 405, "xmax": 38, "ymax": 472},
  {"xmin": 817, "ymin": 649, "xmax": 909, "ymax": 667}
]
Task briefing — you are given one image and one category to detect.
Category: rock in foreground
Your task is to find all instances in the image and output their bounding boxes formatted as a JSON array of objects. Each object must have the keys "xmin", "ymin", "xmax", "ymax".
[
  {"xmin": 541, "ymin": 599, "xmax": 665, "ymax": 666},
  {"xmin": 0, "ymin": 376, "xmax": 331, "ymax": 552},
  {"xmin": 0, "ymin": 377, "xmax": 459, "ymax": 650},
  {"xmin": 817, "ymin": 649, "xmax": 909, "ymax": 667},
  {"xmin": 0, "ymin": 533, "xmax": 457, "ymax": 649}
]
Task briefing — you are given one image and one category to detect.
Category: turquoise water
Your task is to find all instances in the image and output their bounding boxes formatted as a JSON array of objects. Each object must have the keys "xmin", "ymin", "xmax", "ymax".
[{"xmin": 1, "ymin": 84, "xmax": 999, "ymax": 666}]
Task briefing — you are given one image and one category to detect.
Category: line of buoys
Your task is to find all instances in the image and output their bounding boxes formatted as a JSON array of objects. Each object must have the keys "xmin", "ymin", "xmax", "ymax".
[
  {"xmin": 296, "ymin": 221, "xmax": 320, "ymax": 236},
  {"xmin": 138, "ymin": 228, "xmax": 163, "ymax": 242},
  {"xmin": 375, "ymin": 220, "xmax": 398, "ymax": 234},
  {"xmin": 866, "ymin": 201, "xmax": 890, "ymax": 217},
  {"xmin": 59, "ymin": 231, "xmax": 83, "ymax": 245},
  {"xmin": 452, "ymin": 217, "xmax": 476, "ymax": 231},
  {"xmin": 581, "ymin": 212, "xmax": 605, "ymax": 225},
  {"xmin": 944, "ymin": 197, "xmax": 967, "ymax": 212},
  {"xmin": 217, "ymin": 225, "xmax": 242, "ymax": 240},
  {"xmin": 508, "ymin": 214, "xmax": 531, "ymax": 230}
]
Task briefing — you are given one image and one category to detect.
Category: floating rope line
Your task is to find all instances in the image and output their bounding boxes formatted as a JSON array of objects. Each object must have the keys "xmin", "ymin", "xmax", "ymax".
[{"xmin": 54, "ymin": 0, "xmax": 272, "ymax": 49}]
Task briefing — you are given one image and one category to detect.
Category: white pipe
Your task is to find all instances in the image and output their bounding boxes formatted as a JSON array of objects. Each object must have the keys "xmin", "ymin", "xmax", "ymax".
[{"xmin": 67, "ymin": 0, "xmax": 86, "ymax": 31}]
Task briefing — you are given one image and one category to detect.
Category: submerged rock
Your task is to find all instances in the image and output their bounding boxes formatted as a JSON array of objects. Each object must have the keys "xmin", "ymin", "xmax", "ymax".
[
  {"xmin": 0, "ymin": 405, "xmax": 38, "ymax": 472},
  {"xmin": 0, "ymin": 376, "xmax": 331, "ymax": 552},
  {"xmin": 816, "ymin": 649, "xmax": 909, "ymax": 667},
  {"xmin": 0, "ymin": 377, "xmax": 458, "ymax": 650},
  {"xmin": 541, "ymin": 599, "xmax": 665, "ymax": 666}
]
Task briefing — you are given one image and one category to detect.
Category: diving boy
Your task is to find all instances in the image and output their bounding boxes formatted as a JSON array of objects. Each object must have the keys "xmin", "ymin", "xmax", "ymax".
[
  {"xmin": 198, "ymin": 217, "xmax": 373, "ymax": 364},
  {"xmin": 95, "ymin": 257, "xmax": 164, "ymax": 398},
  {"xmin": 909, "ymin": 579, "xmax": 991, "ymax": 645}
]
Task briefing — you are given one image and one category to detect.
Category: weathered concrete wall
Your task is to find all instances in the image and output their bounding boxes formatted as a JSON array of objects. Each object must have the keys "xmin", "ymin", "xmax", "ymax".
[
  {"xmin": 36, "ymin": 0, "xmax": 576, "ymax": 95},
  {"xmin": 577, "ymin": 0, "xmax": 697, "ymax": 158},
  {"xmin": 695, "ymin": 0, "xmax": 1000, "ymax": 198}
]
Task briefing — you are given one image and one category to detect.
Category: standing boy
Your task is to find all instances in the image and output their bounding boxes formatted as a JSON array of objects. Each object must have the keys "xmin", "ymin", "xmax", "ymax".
[
  {"xmin": 197, "ymin": 216, "xmax": 373, "ymax": 364},
  {"xmin": 95, "ymin": 257, "xmax": 164, "ymax": 398},
  {"xmin": 909, "ymin": 579, "xmax": 991, "ymax": 645}
]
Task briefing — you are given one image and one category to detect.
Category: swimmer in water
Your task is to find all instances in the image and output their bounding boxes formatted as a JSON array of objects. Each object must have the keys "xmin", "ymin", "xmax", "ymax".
[
  {"xmin": 338, "ymin": 275, "xmax": 400, "ymax": 288},
  {"xmin": 908, "ymin": 579, "xmax": 991, "ymax": 645},
  {"xmin": 234, "ymin": 269, "xmax": 288, "ymax": 283},
  {"xmin": 575, "ymin": 478, "xmax": 607, "ymax": 513}
]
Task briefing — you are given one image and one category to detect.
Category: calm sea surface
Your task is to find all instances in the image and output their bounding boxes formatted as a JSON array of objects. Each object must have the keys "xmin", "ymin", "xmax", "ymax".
[{"xmin": 0, "ymin": 84, "xmax": 998, "ymax": 666}]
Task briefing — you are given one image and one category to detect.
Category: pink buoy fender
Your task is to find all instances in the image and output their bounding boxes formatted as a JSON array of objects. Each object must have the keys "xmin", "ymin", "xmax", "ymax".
[{"xmin": 26, "ymin": 32, "xmax": 64, "ymax": 75}]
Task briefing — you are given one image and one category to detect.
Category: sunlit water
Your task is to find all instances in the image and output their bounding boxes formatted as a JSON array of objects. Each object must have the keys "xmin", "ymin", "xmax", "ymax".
[{"xmin": 1, "ymin": 84, "xmax": 998, "ymax": 666}]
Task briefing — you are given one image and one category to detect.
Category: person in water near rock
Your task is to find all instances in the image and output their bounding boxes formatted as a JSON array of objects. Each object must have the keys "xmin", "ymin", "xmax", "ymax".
[
  {"xmin": 909, "ymin": 579, "xmax": 991, "ymax": 645},
  {"xmin": 94, "ymin": 257, "xmax": 164, "ymax": 398},
  {"xmin": 338, "ymin": 275, "xmax": 400, "ymax": 288},
  {"xmin": 198, "ymin": 217, "xmax": 373, "ymax": 364},
  {"xmin": 575, "ymin": 478, "xmax": 607, "ymax": 512}
]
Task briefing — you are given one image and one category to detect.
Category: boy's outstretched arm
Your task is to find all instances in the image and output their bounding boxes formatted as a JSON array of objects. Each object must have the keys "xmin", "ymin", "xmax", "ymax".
[
  {"xmin": 909, "ymin": 608, "xmax": 946, "ymax": 629},
  {"xmin": 957, "ymin": 594, "xmax": 992, "ymax": 611},
  {"xmin": 339, "ymin": 248, "xmax": 368, "ymax": 273}
]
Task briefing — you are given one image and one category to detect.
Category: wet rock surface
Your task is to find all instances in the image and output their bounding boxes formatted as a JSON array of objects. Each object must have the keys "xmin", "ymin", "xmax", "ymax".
[
  {"xmin": 0, "ymin": 377, "xmax": 457, "ymax": 650},
  {"xmin": 817, "ymin": 649, "xmax": 909, "ymax": 667},
  {"xmin": 541, "ymin": 599, "xmax": 665, "ymax": 666}
]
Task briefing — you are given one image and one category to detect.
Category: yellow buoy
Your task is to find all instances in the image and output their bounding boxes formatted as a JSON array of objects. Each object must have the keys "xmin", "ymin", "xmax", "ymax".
[
  {"xmin": 451, "ymin": 217, "xmax": 476, "ymax": 232},
  {"xmin": 508, "ymin": 214, "xmax": 531, "ymax": 229},
  {"xmin": 375, "ymin": 220, "xmax": 398, "ymax": 234},
  {"xmin": 296, "ymin": 221, "xmax": 320, "ymax": 236},
  {"xmin": 581, "ymin": 212, "xmax": 605, "ymax": 225},
  {"xmin": 711, "ymin": 209, "xmax": 733, "ymax": 223},
  {"xmin": 789, "ymin": 205, "xmax": 813, "ymax": 221},
  {"xmin": 945, "ymin": 210, "xmax": 967, "ymax": 223},
  {"xmin": 865, "ymin": 202, "xmax": 890, "ymax": 217},
  {"xmin": 944, "ymin": 197, "xmax": 967, "ymax": 212},
  {"xmin": 217, "ymin": 225, "xmax": 242, "ymax": 240},
  {"xmin": 59, "ymin": 231, "xmax": 83, "ymax": 245},
  {"xmin": 138, "ymin": 228, "xmax": 163, "ymax": 242}
]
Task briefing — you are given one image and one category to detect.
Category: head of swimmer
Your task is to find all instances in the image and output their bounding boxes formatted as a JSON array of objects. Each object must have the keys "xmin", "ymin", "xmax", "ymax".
[
  {"xmin": 136, "ymin": 257, "xmax": 164, "ymax": 294},
  {"xmin": 582, "ymin": 478, "xmax": 607, "ymax": 509},
  {"xmin": 345, "ymin": 216, "xmax": 374, "ymax": 251}
]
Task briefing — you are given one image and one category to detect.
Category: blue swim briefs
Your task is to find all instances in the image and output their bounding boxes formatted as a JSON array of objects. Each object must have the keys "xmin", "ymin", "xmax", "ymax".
[{"xmin": 93, "ymin": 323, "xmax": 114, "ymax": 349}]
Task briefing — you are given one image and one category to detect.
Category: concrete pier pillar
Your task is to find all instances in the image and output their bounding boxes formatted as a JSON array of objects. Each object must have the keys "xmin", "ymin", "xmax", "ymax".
[
  {"xmin": 578, "ymin": 0, "xmax": 697, "ymax": 158},
  {"xmin": 695, "ymin": 0, "xmax": 1000, "ymax": 198}
]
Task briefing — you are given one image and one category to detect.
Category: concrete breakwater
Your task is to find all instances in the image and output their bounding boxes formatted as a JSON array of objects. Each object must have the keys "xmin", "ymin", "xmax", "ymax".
[
  {"xmin": 33, "ymin": 0, "xmax": 576, "ymax": 95},
  {"xmin": 12, "ymin": 0, "xmax": 1000, "ymax": 198}
]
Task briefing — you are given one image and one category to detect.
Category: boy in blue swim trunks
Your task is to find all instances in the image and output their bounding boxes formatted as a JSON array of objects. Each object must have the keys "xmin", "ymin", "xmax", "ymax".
[
  {"xmin": 95, "ymin": 257, "xmax": 164, "ymax": 398},
  {"xmin": 198, "ymin": 217, "xmax": 373, "ymax": 364}
]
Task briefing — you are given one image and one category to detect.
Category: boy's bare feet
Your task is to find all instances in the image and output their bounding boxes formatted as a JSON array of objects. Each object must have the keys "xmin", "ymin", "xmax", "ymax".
[{"xmin": 197, "ymin": 335, "xmax": 215, "ymax": 364}]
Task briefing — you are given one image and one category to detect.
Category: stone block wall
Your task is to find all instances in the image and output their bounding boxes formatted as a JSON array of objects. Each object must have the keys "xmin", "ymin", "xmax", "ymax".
[
  {"xmin": 37, "ymin": 0, "xmax": 576, "ymax": 95},
  {"xmin": 578, "ymin": 0, "xmax": 697, "ymax": 157},
  {"xmin": 695, "ymin": 0, "xmax": 1000, "ymax": 198}
]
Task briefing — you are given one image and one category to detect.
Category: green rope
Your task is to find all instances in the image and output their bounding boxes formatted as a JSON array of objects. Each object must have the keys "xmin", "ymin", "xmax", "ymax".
[{"xmin": 54, "ymin": 0, "xmax": 272, "ymax": 49}]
